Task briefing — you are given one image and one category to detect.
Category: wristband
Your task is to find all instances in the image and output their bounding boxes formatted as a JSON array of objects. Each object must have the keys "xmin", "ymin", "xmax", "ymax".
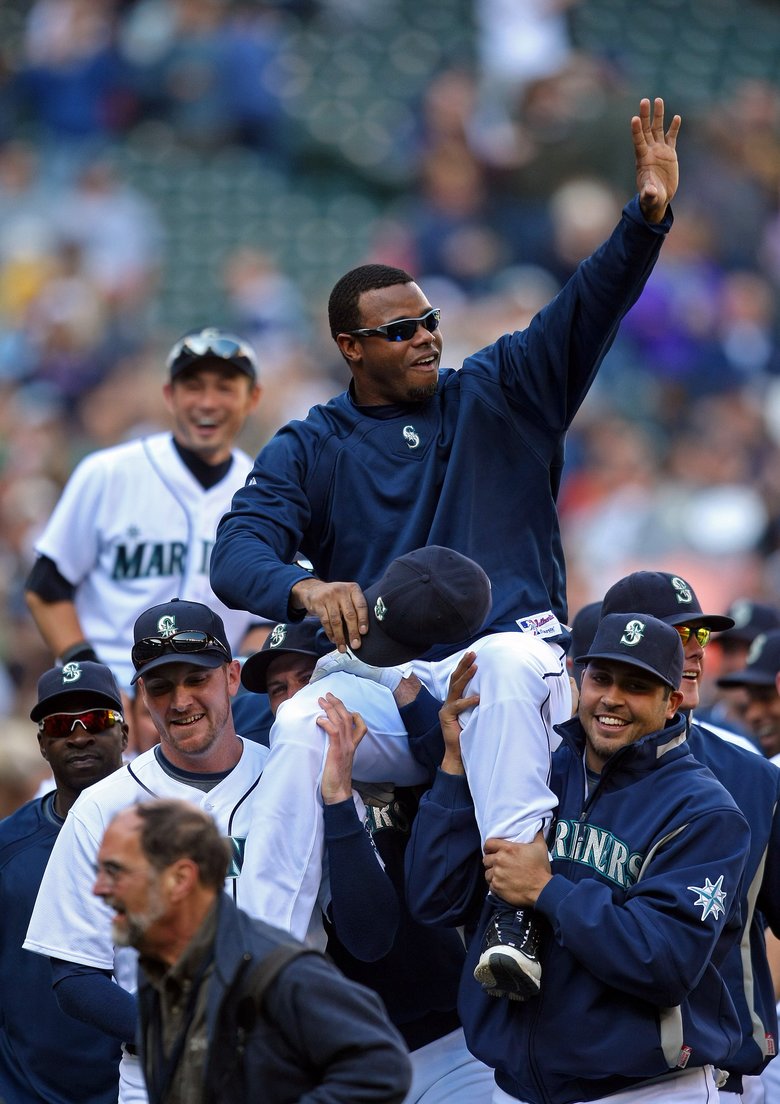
[{"xmin": 60, "ymin": 641, "xmax": 99, "ymax": 665}]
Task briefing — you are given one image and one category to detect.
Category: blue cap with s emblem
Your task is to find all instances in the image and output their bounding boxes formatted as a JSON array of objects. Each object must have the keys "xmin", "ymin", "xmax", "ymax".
[
  {"xmin": 576, "ymin": 612, "xmax": 684, "ymax": 689},
  {"xmin": 601, "ymin": 571, "xmax": 734, "ymax": 631},
  {"xmin": 31, "ymin": 660, "xmax": 123, "ymax": 721},
  {"xmin": 240, "ymin": 620, "xmax": 331, "ymax": 694}
]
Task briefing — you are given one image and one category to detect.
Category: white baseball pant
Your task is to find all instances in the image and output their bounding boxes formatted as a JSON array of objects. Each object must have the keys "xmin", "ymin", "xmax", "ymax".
[
  {"xmin": 238, "ymin": 632, "xmax": 570, "ymax": 940},
  {"xmin": 492, "ymin": 1064, "xmax": 718, "ymax": 1103},
  {"xmin": 405, "ymin": 1027, "xmax": 493, "ymax": 1104}
]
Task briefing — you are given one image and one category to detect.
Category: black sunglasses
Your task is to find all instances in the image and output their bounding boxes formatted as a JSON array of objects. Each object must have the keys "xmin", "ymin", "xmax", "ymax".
[
  {"xmin": 167, "ymin": 328, "xmax": 257, "ymax": 377},
  {"xmin": 132, "ymin": 630, "xmax": 230, "ymax": 669},
  {"xmin": 348, "ymin": 307, "xmax": 441, "ymax": 343}
]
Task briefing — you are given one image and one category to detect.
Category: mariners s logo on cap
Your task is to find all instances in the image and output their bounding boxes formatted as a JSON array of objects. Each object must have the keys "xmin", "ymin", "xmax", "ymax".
[
  {"xmin": 620, "ymin": 620, "xmax": 645, "ymax": 647},
  {"xmin": 374, "ymin": 597, "xmax": 388, "ymax": 622},
  {"xmin": 746, "ymin": 633, "xmax": 767, "ymax": 666},
  {"xmin": 269, "ymin": 624, "xmax": 287, "ymax": 648},
  {"xmin": 157, "ymin": 615, "xmax": 177, "ymax": 636},
  {"xmin": 671, "ymin": 576, "xmax": 693, "ymax": 604},
  {"xmin": 62, "ymin": 662, "xmax": 82, "ymax": 683}
]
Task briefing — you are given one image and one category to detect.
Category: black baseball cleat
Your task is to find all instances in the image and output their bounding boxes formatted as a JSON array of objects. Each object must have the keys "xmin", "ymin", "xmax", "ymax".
[{"xmin": 473, "ymin": 902, "xmax": 542, "ymax": 1000}]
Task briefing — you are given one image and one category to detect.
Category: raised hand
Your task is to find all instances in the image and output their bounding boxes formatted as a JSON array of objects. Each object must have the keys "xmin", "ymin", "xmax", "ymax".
[
  {"xmin": 439, "ymin": 650, "xmax": 479, "ymax": 775},
  {"xmin": 632, "ymin": 97, "xmax": 682, "ymax": 224},
  {"xmin": 317, "ymin": 692, "xmax": 368, "ymax": 804}
]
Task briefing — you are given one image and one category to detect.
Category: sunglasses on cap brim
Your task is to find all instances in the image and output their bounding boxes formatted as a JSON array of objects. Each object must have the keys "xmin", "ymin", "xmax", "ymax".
[
  {"xmin": 167, "ymin": 331, "xmax": 257, "ymax": 376},
  {"xmin": 131, "ymin": 629, "xmax": 230, "ymax": 670}
]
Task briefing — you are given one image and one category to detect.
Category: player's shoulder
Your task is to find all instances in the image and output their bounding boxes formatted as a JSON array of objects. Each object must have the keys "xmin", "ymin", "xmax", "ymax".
[
  {"xmin": 68, "ymin": 754, "xmax": 155, "ymax": 824},
  {"xmin": 76, "ymin": 433, "xmax": 157, "ymax": 471},
  {"xmin": 692, "ymin": 718, "xmax": 764, "ymax": 759},
  {"xmin": 0, "ymin": 798, "xmax": 48, "ymax": 857},
  {"xmin": 685, "ymin": 724, "xmax": 780, "ymax": 831},
  {"xmin": 230, "ymin": 446, "xmax": 255, "ymax": 473},
  {"xmin": 235, "ymin": 737, "xmax": 270, "ymax": 772}
]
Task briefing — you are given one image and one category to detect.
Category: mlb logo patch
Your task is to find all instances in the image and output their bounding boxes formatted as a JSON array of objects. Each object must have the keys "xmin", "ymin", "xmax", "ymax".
[{"xmin": 676, "ymin": 1045, "xmax": 692, "ymax": 1069}]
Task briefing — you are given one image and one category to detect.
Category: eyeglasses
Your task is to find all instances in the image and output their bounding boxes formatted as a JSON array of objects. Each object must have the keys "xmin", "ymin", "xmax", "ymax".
[
  {"xmin": 167, "ymin": 328, "xmax": 257, "ymax": 377},
  {"xmin": 675, "ymin": 625, "xmax": 711, "ymax": 647},
  {"xmin": 131, "ymin": 629, "xmax": 229, "ymax": 669},
  {"xmin": 348, "ymin": 307, "xmax": 441, "ymax": 343},
  {"xmin": 39, "ymin": 709, "xmax": 124, "ymax": 738}
]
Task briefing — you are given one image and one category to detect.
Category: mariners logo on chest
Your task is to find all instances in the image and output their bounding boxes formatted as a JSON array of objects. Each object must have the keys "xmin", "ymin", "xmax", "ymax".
[
  {"xmin": 552, "ymin": 819, "xmax": 643, "ymax": 888},
  {"xmin": 110, "ymin": 535, "xmax": 216, "ymax": 580}
]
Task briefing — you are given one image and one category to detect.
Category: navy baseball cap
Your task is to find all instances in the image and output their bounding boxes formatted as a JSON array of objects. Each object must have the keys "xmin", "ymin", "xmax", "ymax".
[
  {"xmin": 717, "ymin": 629, "xmax": 780, "ymax": 688},
  {"xmin": 167, "ymin": 327, "xmax": 258, "ymax": 382},
  {"xmin": 358, "ymin": 546, "xmax": 493, "ymax": 667},
  {"xmin": 241, "ymin": 620, "xmax": 331, "ymax": 694},
  {"xmin": 131, "ymin": 599, "xmax": 232, "ymax": 684},
  {"xmin": 576, "ymin": 612, "xmax": 684, "ymax": 690},
  {"xmin": 31, "ymin": 660, "xmax": 123, "ymax": 722},
  {"xmin": 717, "ymin": 600, "xmax": 780, "ymax": 646},
  {"xmin": 601, "ymin": 571, "xmax": 734, "ymax": 631},
  {"xmin": 569, "ymin": 601, "xmax": 602, "ymax": 661}
]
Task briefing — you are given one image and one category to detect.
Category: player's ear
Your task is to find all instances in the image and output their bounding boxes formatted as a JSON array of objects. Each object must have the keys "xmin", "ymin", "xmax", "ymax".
[
  {"xmin": 335, "ymin": 333, "xmax": 362, "ymax": 365},
  {"xmin": 37, "ymin": 733, "xmax": 49, "ymax": 763},
  {"xmin": 246, "ymin": 381, "xmax": 262, "ymax": 411}
]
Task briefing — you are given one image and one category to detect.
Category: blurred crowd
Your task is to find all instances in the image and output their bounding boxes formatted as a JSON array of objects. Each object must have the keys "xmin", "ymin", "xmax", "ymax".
[{"xmin": 1, "ymin": 0, "xmax": 780, "ymax": 742}]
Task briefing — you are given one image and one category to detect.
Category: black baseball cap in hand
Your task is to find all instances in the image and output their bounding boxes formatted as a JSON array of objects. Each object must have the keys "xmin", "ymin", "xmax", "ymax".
[
  {"xmin": 357, "ymin": 546, "xmax": 492, "ymax": 667},
  {"xmin": 601, "ymin": 571, "xmax": 734, "ymax": 631},
  {"xmin": 31, "ymin": 661, "xmax": 123, "ymax": 722},
  {"xmin": 576, "ymin": 612, "xmax": 684, "ymax": 690},
  {"xmin": 717, "ymin": 629, "xmax": 780, "ymax": 689},
  {"xmin": 131, "ymin": 599, "xmax": 232, "ymax": 684},
  {"xmin": 241, "ymin": 620, "xmax": 331, "ymax": 694}
]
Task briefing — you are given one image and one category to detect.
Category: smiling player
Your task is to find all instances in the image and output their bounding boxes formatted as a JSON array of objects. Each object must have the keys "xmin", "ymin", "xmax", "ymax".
[{"xmin": 25, "ymin": 328, "xmax": 263, "ymax": 752}]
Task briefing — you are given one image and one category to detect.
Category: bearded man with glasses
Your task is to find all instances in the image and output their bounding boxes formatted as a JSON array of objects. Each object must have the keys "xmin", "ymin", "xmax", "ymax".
[
  {"xmin": 24, "ymin": 600, "xmax": 269, "ymax": 1104},
  {"xmin": 24, "ymin": 328, "xmax": 264, "ymax": 755},
  {"xmin": 0, "ymin": 659, "xmax": 127, "ymax": 1104}
]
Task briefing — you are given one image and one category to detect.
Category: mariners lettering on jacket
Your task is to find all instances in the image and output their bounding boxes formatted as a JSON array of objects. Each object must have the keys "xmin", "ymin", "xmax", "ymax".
[
  {"xmin": 110, "ymin": 538, "xmax": 215, "ymax": 580},
  {"xmin": 62, "ymin": 662, "xmax": 82, "ymax": 683},
  {"xmin": 374, "ymin": 596, "xmax": 387, "ymax": 621},
  {"xmin": 402, "ymin": 425, "xmax": 420, "ymax": 449},
  {"xmin": 687, "ymin": 875, "xmax": 727, "ymax": 921},
  {"xmin": 552, "ymin": 819, "xmax": 643, "ymax": 888},
  {"xmin": 269, "ymin": 624, "xmax": 287, "ymax": 648},
  {"xmin": 671, "ymin": 576, "xmax": 693, "ymax": 604},
  {"xmin": 620, "ymin": 619, "xmax": 645, "ymax": 647}
]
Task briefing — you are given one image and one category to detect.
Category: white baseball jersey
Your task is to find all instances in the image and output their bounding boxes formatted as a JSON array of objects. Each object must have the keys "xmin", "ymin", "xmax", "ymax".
[
  {"xmin": 25, "ymin": 737, "xmax": 268, "ymax": 969},
  {"xmin": 34, "ymin": 432, "xmax": 256, "ymax": 691},
  {"xmin": 24, "ymin": 736, "xmax": 267, "ymax": 1104}
]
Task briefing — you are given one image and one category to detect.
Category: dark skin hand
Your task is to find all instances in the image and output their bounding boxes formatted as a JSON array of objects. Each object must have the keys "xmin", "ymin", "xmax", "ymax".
[
  {"xmin": 291, "ymin": 577, "xmax": 368, "ymax": 652},
  {"xmin": 632, "ymin": 97, "xmax": 681, "ymax": 224}
]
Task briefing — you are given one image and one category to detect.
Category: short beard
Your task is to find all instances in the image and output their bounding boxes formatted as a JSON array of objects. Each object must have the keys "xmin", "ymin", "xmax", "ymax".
[
  {"xmin": 407, "ymin": 381, "xmax": 438, "ymax": 402},
  {"xmin": 110, "ymin": 884, "xmax": 167, "ymax": 951}
]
